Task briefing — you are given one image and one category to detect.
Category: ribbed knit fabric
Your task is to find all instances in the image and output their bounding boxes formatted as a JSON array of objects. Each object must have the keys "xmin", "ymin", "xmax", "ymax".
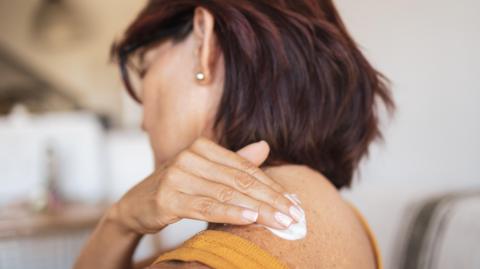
[{"xmin": 152, "ymin": 229, "xmax": 290, "ymax": 269}]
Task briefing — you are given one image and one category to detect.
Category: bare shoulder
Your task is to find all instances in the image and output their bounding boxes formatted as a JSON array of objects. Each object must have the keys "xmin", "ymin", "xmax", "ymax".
[{"xmin": 209, "ymin": 164, "xmax": 377, "ymax": 269}]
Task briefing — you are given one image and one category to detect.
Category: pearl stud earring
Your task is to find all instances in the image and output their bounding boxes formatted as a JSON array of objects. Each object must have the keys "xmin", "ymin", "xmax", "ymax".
[{"xmin": 195, "ymin": 71, "xmax": 205, "ymax": 81}]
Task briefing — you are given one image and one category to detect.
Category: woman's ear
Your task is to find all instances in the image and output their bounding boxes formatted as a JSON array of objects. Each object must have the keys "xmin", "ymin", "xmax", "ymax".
[{"xmin": 192, "ymin": 7, "xmax": 218, "ymax": 84}]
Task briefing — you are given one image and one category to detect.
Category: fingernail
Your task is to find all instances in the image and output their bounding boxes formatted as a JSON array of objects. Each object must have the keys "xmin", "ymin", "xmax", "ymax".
[
  {"xmin": 290, "ymin": 194, "xmax": 302, "ymax": 205},
  {"xmin": 242, "ymin": 210, "xmax": 258, "ymax": 222},
  {"xmin": 283, "ymin": 192, "xmax": 302, "ymax": 205},
  {"xmin": 275, "ymin": 211, "xmax": 293, "ymax": 227},
  {"xmin": 289, "ymin": 205, "xmax": 305, "ymax": 222}
]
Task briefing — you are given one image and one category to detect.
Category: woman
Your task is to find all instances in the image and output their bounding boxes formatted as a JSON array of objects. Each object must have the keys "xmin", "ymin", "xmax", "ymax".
[{"xmin": 75, "ymin": 0, "xmax": 395, "ymax": 268}]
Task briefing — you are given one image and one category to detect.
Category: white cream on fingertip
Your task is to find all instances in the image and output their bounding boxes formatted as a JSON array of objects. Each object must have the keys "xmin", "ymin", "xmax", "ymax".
[
  {"xmin": 274, "ymin": 211, "xmax": 293, "ymax": 227},
  {"xmin": 255, "ymin": 193, "xmax": 307, "ymax": 240},
  {"xmin": 289, "ymin": 204, "xmax": 304, "ymax": 222}
]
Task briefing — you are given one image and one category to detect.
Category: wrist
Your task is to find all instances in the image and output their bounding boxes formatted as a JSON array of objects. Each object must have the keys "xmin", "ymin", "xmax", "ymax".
[
  {"xmin": 74, "ymin": 204, "xmax": 143, "ymax": 269},
  {"xmin": 104, "ymin": 203, "xmax": 142, "ymax": 240}
]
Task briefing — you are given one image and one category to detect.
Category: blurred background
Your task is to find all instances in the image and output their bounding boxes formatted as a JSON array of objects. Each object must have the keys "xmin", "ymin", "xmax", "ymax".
[{"xmin": 0, "ymin": 0, "xmax": 478, "ymax": 268}]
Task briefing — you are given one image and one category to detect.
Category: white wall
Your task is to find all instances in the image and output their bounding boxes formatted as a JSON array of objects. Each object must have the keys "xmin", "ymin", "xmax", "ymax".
[
  {"xmin": 334, "ymin": 0, "xmax": 480, "ymax": 187},
  {"xmin": 335, "ymin": 0, "xmax": 480, "ymax": 267}
]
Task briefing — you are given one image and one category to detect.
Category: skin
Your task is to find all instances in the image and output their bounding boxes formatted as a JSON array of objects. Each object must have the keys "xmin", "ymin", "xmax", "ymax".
[{"xmin": 74, "ymin": 6, "xmax": 377, "ymax": 269}]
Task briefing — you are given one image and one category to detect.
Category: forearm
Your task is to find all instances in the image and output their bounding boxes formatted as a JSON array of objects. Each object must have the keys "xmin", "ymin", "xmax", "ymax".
[{"xmin": 74, "ymin": 206, "xmax": 143, "ymax": 269}]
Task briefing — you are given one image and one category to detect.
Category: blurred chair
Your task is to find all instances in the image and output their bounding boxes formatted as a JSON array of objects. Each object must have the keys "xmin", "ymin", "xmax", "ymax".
[{"xmin": 395, "ymin": 190, "xmax": 480, "ymax": 269}]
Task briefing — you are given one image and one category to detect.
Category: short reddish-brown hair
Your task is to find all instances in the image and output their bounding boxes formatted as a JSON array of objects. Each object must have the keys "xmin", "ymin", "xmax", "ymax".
[{"xmin": 112, "ymin": 0, "xmax": 396, "ymax": 189}]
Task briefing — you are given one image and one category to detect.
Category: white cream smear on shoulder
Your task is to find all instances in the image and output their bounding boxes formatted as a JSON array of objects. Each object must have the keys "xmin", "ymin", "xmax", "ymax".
[{"xmin": 254, "ymin": 193, "xmax": 307, "ymax": 240}]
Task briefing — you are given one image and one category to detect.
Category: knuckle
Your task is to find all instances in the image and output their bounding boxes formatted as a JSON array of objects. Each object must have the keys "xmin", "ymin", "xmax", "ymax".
[
  {"xmin": 162, "ymin": 167, "xmax": 177, "ymax": 183},
  {"xmin": 233, "ymin": 170, "xmax": 256, "ymax": 190},
  {"xmin": 194, "ymin": 197, "xmax": 215, "ymax": 217},
  {"xmin": 192, "ymin": 136, "xmax": 208, "ymax": 149},
  {"xmin": 155, "ymin": 187, "xmax": 164, "ymax": 204},
  {"xmin": 271, "ymin": 193, "xmax": 284, "ymax": 208},
  {"xmin": 217, "ymin": 187, "xmax": 235, "ymax": 203},
  {"xmin": 156, "ymin": 188, "xmax": 172, "ymax": 209},
  {"xmin": 173, "ymin": 150, "xmax": 191, "ymax": 165},
  {"xmin": 239, "ymin": 158, "xmax": 258, "ymax": 176},
  {"xmin": 254, "ymin": 202, "xmax": 263, "ymax": 212}
]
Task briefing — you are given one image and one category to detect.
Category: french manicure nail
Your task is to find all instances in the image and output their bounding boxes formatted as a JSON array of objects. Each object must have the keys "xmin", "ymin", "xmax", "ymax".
[
  {"xmin": 283, "ymin": 192, "xmax": 302, "ymax": 206},
  {"xmin": 275, "ymin": 211, "xmax": 293, "ymax": 227},
  {"xmin": 242, "ymin": 210, "xmax": 258, "ymax": 222},
  {"xmin": 289, "ymin": 205, "xmax": 305, "ymax": 222},
  {"xmin": 290, "ymin": 194, "xmax": 302, "ymax": 205}
]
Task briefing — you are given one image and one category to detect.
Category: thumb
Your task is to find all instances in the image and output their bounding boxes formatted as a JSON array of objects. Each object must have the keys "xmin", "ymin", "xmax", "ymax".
[{"xmin": 235, "ymin": 140, "xmax": 270, "ymax": 166}]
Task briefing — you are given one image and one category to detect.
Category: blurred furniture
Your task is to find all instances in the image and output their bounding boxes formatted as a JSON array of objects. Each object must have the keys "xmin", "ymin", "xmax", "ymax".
[
  {"xmin": 0, "ymin": 203, "xmax": 106, "ymax": 269},
  {"xmin": 343, "ymin": 184, "xmax": 480, "ymax": 269},
  {"xmin": 395, "ymin": 191, "xmax": 480, "ymax": 269},
  {"xmin": 0, "ymin": 111, "xmax": 108, "ymax": 206}
]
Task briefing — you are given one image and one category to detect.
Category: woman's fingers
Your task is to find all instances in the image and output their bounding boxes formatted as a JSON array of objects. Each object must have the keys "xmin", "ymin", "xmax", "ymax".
[
  {"xmin": 171, "ymin": 167, "xmax": 295, "ymax": 229},
  {"xmin": 235, "ymin": 140, "xmax": 270, "ymax": 167},
  {"xmin": 173, "ymin": 191, "xmax": 259, "ymax": 225},
  {"xmin": 189, "ymin": 137, "xmax": 286, "ymax": 193},
  {"xmin": 173, "ymin": 149, "xmax": 301, "ymax": 224}
]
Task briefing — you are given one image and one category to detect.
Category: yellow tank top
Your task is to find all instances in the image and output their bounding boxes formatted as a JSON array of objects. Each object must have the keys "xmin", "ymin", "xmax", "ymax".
[{"xmin": 152, "ymin": 204, "xmax": 382, "ymax": 269}]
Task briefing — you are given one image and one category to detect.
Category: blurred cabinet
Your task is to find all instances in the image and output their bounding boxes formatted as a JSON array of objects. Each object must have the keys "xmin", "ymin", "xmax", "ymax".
[{"xmin": 0, "ymin": 204, "xmax": 105, "ymax": 269}]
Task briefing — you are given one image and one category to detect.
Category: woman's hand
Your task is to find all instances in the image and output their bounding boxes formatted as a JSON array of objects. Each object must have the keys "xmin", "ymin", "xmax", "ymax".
[{"xmin": 108, "ymin": 136, "xmax": 304, "ymax": 236}]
